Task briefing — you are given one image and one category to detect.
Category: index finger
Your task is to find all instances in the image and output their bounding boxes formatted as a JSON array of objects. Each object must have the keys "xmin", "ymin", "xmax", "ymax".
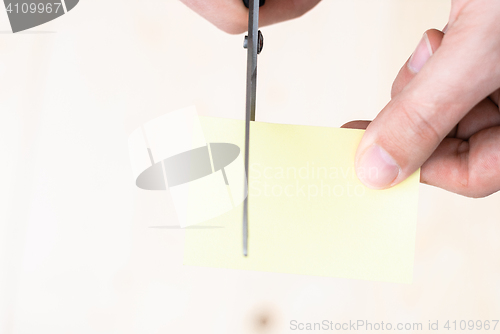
[{"xmin": 180, "ymin": 0, "xmax": 321, "ymax": 34}]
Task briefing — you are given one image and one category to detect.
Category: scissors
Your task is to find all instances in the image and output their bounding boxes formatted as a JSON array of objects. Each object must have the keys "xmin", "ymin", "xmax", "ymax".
[{"xmin": 242, "ymin": 0, "xmax": 265, "ymax": 256}]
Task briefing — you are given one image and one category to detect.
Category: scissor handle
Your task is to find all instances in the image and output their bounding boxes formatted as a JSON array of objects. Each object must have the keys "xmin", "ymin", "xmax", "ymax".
[{"xmin": 242, "ymin": 0, "xmax": 265, "ymax": 8}]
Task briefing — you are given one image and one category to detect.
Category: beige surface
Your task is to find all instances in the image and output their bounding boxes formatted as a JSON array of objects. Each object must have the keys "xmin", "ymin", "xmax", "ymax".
[{"xmin": 0, "ymin": 0, "xmax": 499, "ymax": 333}]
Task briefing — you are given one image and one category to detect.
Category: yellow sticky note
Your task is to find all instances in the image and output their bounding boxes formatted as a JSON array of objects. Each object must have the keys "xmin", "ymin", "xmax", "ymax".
[{"xmin": 184, "ymin": 117, "xmax": 419, "ymax": 283}]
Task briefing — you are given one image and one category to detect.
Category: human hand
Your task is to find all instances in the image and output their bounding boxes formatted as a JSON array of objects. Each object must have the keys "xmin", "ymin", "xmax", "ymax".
[
  {"xmin": 179, "ymin": 0, "xmax": 321, "ymax": 34},
  {"xmin": 343, "ymin": 0, "xmax": 500, "ymax": 198}
]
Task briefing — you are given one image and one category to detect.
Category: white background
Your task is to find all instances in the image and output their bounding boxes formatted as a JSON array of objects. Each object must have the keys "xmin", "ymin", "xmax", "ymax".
[{"xmin": 0, "ymin": 0, "xmax": 499, "ymax": 333}]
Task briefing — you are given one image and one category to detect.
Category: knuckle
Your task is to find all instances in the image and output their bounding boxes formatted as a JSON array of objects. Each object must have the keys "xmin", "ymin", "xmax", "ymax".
[
  {"xmin": 468, "ymin": 149, "xmax": 500, "ymax": 197},
  {"xmin": 218, "ymin": 20, "xmax": 247, "ymax": 34},
  {"xmin": 390, "ymin": 100, "xmax": 443, "ymax": 150},
  {"xmin": 374, "ymin": 100, "xmax": 444, "ymax": 170}
]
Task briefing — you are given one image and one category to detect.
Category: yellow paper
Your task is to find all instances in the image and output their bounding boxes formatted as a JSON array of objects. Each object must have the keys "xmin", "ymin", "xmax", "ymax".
[{"xmin": 183, "ymin": 117, "xmax": 419, "ymax": 283}]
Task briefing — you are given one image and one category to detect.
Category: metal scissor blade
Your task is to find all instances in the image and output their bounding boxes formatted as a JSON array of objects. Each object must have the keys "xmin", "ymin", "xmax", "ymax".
[{"xmin": 243, "ymin": 0, "xmax": 260, "ymax": 256}]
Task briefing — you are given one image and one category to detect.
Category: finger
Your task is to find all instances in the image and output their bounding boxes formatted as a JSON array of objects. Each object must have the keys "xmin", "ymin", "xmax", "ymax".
[
  {"xmin": 421, "ymin": 126, "xmax": 500, "ymax": 198},
  {"xmin": 391, "ymin": 29, "xmax": 445, "ymax": 98},
  {"xmin": 489, "ymin": 88, "xmax": 500, "ymax": 106},
  {"xmin": 344, "ymin": 98, "xmax": 500, "ymax": 141},
  {"xmin": 180, "ymin": 0, "xmax": 321, "ymax": 34},
  {"xmin": 341, "ymin": 121, "xmax": 371, "ymax": 130},
  {"xmin": 180, "ymin": 0, "xmax": 248, "ymax": 34},
  {"xmin": 454, "ymin": 98, "xmax": 500, "ymax": 139},
  {"xmin": 260, "ymin": 0, "xmax": 321, "ymax": 28},
  {"xmin": 355, "ymin": 9, "xmax": 500, "ymax": 189}
]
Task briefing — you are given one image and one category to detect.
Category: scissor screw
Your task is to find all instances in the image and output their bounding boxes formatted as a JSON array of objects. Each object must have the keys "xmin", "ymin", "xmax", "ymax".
[{"xmin": 243, "ymin": 30, "xmax": 264, "ymax": 54}]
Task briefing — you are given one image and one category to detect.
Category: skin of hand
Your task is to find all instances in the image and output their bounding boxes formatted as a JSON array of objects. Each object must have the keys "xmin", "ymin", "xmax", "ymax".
[
  {"xmin": 181, "ymin": 0, "xmax": 500, "ymax": 198},
  {"xmin": 179, "ymin": 0, "xmax": 321, "ymax": 34},
  {"xmin": 342, "ymin": 0, "xmax": 500, "ymax": 198}
]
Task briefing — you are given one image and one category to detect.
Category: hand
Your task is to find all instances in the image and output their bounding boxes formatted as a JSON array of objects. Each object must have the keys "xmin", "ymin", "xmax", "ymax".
[
  {"xmin": 343, "ymin": 0, "xmax": 500, "ymax": 198},
  {"xmin": 180, "ymin": 0, "xmax": 321, "ymax": 34}
]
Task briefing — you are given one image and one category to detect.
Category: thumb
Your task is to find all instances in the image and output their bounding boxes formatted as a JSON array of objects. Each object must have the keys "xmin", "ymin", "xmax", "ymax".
[{"xmin": 355, "ymin": 9, "xmax": 500, "ymax": 189}]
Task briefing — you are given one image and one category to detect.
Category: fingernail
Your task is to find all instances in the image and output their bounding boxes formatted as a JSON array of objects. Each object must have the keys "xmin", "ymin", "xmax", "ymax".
[
  {"xmin": 356, "ymin": 144, "xmax": 400, "ymax": 189},
  {"xmin": 408, "ymin": 33, "xmax": 433, "ymax": 73}
]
